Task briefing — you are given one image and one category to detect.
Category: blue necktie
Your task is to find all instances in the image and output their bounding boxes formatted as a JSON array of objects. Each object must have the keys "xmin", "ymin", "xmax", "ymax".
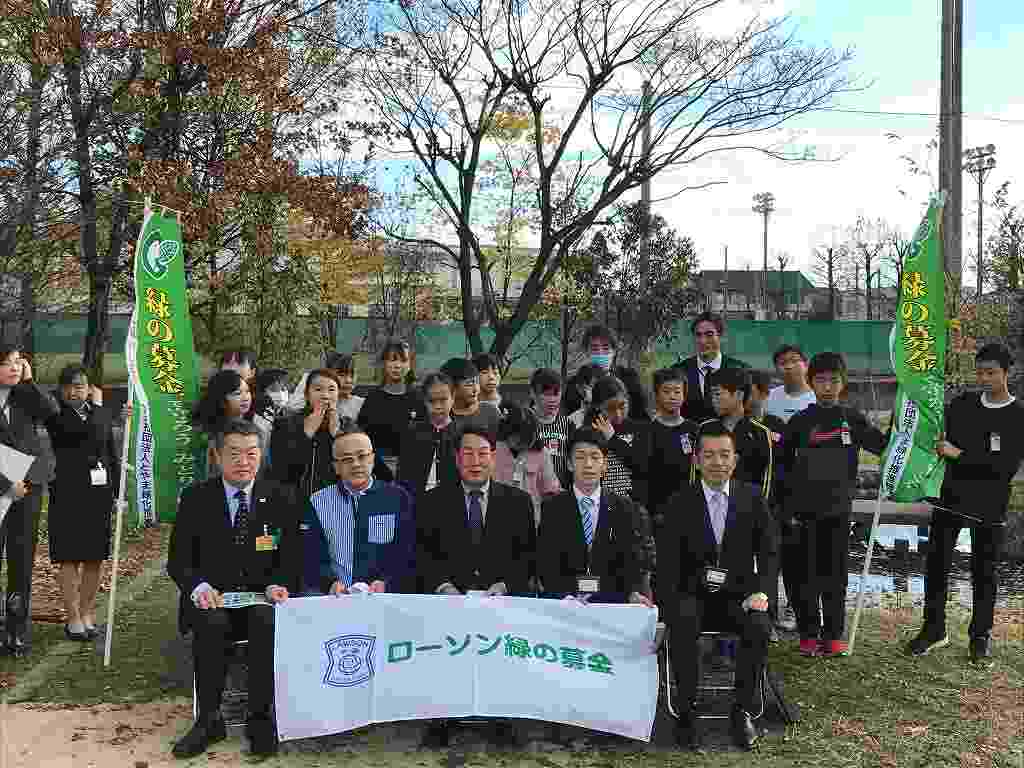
[
  {"xmin": 468, "ymin": 490, "xmax": 484, "ymax": 548},
  {"xmin": 580, "ymin": 496, "xmax": 595, "ymax": 548}
]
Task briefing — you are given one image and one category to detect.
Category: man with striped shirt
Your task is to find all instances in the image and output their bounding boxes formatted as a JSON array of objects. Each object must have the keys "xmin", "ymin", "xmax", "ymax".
[{"xmin": 303, "ymin": 426, "xmax": 416, "ymax": 596}]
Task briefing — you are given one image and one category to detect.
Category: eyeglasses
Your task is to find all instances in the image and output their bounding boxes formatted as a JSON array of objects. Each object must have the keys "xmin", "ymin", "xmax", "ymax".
[
  {"xmin": 694, "ymin": 330, "xmax": 719, "ymax": 339},
  {"xmin": 335, "ymin": 451, "xmax": 375, "ymax": 467}
]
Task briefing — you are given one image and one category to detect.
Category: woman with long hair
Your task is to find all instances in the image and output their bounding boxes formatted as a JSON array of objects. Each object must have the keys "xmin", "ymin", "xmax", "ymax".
[
  {"xmin": 358, "ymin": 340, "xmax": 423, "ymax": 478},
  {"xmin": 193, "ymin": 369, "xmax": 255, "ymax": 478}
]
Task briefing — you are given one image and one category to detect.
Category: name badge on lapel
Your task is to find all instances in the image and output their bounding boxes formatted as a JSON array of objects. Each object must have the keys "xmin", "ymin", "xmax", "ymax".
[
  {"xmin": 90, "ymin": 464, "xmax": 108, "ymax": 486},
  {"xmin": 255, "ymin": 524, "xmax": 278, "ymax": 552},
  {"xmin": 703, "ymin": 566, "xmax": 728, "ymax": 592},
  {"xmin": 577, "ymin": 577, "xmax": 600, "ymax": 595},
  {"xmin": 991, "ymin": 433, "xmax": 1002, "ymax": 453}
]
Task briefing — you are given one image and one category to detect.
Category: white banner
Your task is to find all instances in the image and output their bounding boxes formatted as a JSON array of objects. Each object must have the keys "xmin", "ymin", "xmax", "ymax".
[{"xmin": 274, "ymin": 595, "xmax": 659, "ymax": 742}]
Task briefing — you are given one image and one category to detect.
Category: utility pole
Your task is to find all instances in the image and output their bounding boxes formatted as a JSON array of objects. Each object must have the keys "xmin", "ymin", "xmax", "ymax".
[
  {"xmin": 964, "ymin": 144, "xmax": 996, "ymax": 300},
  {"xmin": 939, "ymin": 0, "xmax": 963, "ymax": 285},
  {"xmin": 752, "ymin": 192, "xmax": 775, "ymax": 316},
  {"xmin": 722, "ymin": 244, "xmax": 729, "ymax": 321}
]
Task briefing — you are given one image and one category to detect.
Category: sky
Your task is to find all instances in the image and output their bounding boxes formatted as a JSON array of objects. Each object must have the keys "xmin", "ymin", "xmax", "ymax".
[{"xmin": 363, "ymin": 0, "xmax": 1024, "ymax": 289}]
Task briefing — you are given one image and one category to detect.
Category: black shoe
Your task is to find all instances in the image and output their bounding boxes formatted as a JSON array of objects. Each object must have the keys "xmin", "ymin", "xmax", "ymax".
[
  {"xmin": 906, "ymin": 626, "xmax": 949, "ymax": 657},
  {"xmin": 84, "ymin": 625, "xmax": 100, "ymax": 640},
  {"xmin": 247, "ymin": 717, "xmax": 278, "ymax": 759},
  {"xmin": 172, "ymin": 717, "xmax": 227, "ymax": 759},
  {"xmin": 4, "ymin": 630, "xmax": 27, "ymax": 658},
  {"xmin": 969, "ymin": 635, "xmax": 993, "ymax": 665},
  {"xmin": 64, "ymin": 624, "xmax": 89, "ymax": 642},
  {"xmin": 674, "ymin": 710, "xmax": 700, "ymax": 751},
  {"xmin": 730, "ymin": 708, "xmax": 759, "ymax": 751},
  {"xmin": 420, "ymin": 722, "xmax": 450, "ymax": 749}
]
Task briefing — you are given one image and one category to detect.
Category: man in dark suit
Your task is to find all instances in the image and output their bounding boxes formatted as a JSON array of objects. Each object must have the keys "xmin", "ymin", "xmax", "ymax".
[
  {"xmin": 0, "ymin": 346, "xmax": 58, "ymax": 656},
  {"xmin": 167, "ymin": 419, "xmax": 302, "ymax": 760},
  {"xmin": 537, "ymin": 428, "xmax": 652, "ymax": 605},
  {"xmin": 673, "ymin": 312, "xmax": 749, "ymax": 423},
  {"xmin": 657, "ymin": 421, "xmax": 778, "ymax": 751},
  {"xmin": 417, "ymin": 423, "xmax": 536, "ymax": 747}
]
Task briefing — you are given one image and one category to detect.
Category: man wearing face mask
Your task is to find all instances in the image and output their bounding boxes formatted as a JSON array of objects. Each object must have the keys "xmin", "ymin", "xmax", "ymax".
[{"xmin": 581, "ymin": 325, "xmax": 618, "ymax": 372}]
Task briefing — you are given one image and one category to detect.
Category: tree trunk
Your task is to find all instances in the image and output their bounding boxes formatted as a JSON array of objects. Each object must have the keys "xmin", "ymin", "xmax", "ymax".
[
  {"xmin": 19, "ymin": 274, "xmax": 35, "ymax": 356},
  {"xmin": 459, "ymin": 239, "xmax": 484, "ymax": 355}
]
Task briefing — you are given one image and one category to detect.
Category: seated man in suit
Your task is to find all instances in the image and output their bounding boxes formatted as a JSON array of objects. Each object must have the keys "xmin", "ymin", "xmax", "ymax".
[
  {"xmin": 417, "ymin": 423, "xmax": 536, "ymax": 747},
  {"xmin": 537, "ymin": 428, "xmax": 652, "ymax": 605},
  {"xmin": 167, "ymin": 419, "xmax": 302, "ymax": 760},
  {"xmin": 657, "ymin": 421, "xmax": 778, "ymax": 752},
  {"xmin": 304, "ymin": 425, "xmax": 416, "ymax": 596}
]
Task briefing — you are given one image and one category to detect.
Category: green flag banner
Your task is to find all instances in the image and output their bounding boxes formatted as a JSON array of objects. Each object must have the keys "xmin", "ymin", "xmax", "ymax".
[
  {"xmin": 126, "ymin": 206, "xmax": 203, "ymax": 524},
  {"xmin": 879, "ymin": 195, "xmax": 947, "ymax": 502}
]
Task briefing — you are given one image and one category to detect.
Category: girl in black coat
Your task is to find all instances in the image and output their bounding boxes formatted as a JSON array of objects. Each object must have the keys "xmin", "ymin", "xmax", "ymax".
[{"xmin": 43, "ymin": 365, "xmax": 120, "ymax": 641}]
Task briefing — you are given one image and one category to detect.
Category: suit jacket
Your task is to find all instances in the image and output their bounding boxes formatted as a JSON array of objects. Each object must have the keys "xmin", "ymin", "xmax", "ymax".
[
  {"xmin": 304, "ymin": 480, "xmax": 417, "ymax": 595},
  {"xmin": 44, "ymin": 401, "xmax": 121, "ymax": 509},
  {"xmin": 537, "ymin": 489, "xmax": 646, "ymax": 603},
  {"xmin": 418, "ymin": 480, "xmax": 536, "ymax": 595},
  {"xmin": 655, "ymin": 480, "xmax": 777, "ymax": 609},
  {"xmin": 673, "ymin": 355, "xmax": 749, "ymax": 423},
  {"xmin": 167, "ymin": 477, "xmax": 303, "ymax": 631},
  {"xmin": 0, "ymin": 381, "xmax": 58, "ymax": 491}
]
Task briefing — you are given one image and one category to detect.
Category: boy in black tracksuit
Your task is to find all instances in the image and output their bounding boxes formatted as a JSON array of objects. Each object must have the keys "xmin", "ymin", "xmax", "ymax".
[
  {"xmin": 908, "ymin": 343, "xmax": 1024, "ymax": 662},
  {"xmin": 707, "ymin": 368, "xmax": 776, "ymax": 500},
  {"xmin": 780, "ymin": 352, "xmax": 886, "ymax": 657},
  {"xmin": 643, "ymin": 368, "xmax": 699, "ymax": 534}
]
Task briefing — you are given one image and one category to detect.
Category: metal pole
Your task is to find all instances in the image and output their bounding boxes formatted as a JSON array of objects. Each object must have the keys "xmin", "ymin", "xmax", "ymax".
[
  {"xmin": 104, "ymin": 375, "xmax": 134, "ymax": 667},
  {"xmin": 976, "ymin": 172, "xmax": 984, "ymax": 299},
  {"xmin": 848, "ymin": 492, "xmax": 885, "ymax": 655},
  {"xmin": 939, "ymin": 0, "xmax": 963, "ymax": 284}
]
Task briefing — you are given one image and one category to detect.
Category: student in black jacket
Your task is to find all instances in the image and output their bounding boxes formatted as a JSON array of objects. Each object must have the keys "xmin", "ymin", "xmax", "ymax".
[
  {"xmin": 708, "ymin": 367, "xmax": 776, "ymax": 502},
  {"xmin": 643, "ymin": 367, "xmax": 698, "ymax": 531},
  {"xmin": 780, "ymin": 352, "xmax": 886, "ymax": 658},
  {"xmin": 908, "ymin": 343, "xmax": 1024, "ymax": 662},
  {"xmin": 358, "ymin": 340, "xmax": 423, "ymax": 476},
  {"xmin": 398, "ymin": 373, "xmax": 459, "ymax": 498},
  {"xmin": 0, "ymin": 345, "xmax": 58, "ymax": 656}
]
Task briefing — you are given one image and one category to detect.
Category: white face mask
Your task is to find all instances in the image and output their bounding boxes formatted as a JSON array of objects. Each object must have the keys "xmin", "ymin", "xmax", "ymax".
[{"xmin": 268, "ymin": 390, "xmax": 289, "ymax": 407}]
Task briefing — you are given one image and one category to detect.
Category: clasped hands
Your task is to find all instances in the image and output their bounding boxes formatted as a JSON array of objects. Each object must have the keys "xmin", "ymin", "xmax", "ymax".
[
  {"xmin": 329, "ymin": 579, "xmax": 387, "ymax": 596},
  {"xmin": 562, "ymin": 591, "xmax": 653, "ymax": 607},
  {"xmin": 193, "ymin": 584, "xmax": 289, "ymax": 610},
  {"xmin": 742, "ymin": 592, "xmax": 769, "ymax": 613}
]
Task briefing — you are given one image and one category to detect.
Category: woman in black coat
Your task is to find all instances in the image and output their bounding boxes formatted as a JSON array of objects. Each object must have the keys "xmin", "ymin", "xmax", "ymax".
[{"xmin": 43, "ymin": 364, "xmax": 120, "ymax": 641}]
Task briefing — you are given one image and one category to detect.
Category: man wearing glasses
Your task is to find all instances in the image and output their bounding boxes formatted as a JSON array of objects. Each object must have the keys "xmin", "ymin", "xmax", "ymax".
[
  {"xmin": 673, "ymin": 312, "xmax": 749, "ymax": 423},
  {"xmin": 303, "ymin": 425, "xmax": 417, "ymax": 597}
]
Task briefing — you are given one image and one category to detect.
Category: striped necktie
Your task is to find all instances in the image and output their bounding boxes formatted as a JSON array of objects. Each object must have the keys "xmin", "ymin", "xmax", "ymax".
[{"xmin": 580, "ymin": 496, "xmax": 595, "ymax": 548}]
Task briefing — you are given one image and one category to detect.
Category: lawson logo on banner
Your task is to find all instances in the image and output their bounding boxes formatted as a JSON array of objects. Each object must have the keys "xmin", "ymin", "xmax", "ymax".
[{"xmin": 274, "ymin": 595, "xmax": 659, "ymax": 742}]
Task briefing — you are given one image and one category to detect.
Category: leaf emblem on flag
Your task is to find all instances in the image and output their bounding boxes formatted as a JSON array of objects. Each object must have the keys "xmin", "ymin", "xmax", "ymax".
[{"xmin": 142, "ymin": 234, "xmax": 180, "ymax": 280}]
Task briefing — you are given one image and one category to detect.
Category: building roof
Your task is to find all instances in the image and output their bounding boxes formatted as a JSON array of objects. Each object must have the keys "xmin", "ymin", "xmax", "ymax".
[{"xmin": 696, "ymin": 269, "xmax": 816, "ymax": 305}]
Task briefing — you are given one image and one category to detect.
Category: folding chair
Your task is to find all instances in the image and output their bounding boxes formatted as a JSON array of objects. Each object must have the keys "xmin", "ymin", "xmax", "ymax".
[
  {"xmin": 657, "ymin": 622, "xmax": 797, "ymax": 726},
  {"xmin": 191, "ymin": 637, "xmax": 250, "ymax": 728}
]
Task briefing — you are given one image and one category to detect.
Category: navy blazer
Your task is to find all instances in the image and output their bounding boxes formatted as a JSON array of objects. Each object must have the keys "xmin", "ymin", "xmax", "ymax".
[
  {"xmin": 672, "ymin": 354, "xmax": 749, "ymax": 423},
  {"xmin": 304, "ymin": 479, "xmax": 417, "ymax": 594}
]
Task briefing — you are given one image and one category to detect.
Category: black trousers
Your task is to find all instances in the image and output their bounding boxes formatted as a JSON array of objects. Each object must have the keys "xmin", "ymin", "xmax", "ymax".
[
  {"xmin": 796, "ymin": 511, "xmax": 850, "ymax": 641},
  {"xmin": 190, "ymin": 603, "xmax": 275, "ymax": 722},
  {"xmin": 668, "ymin": 594, "xmax": 772, "ymax": 714},
  {"xmin": 769, "ymin": 517, "xmax": 803, "ymax": 622},
  {"xmin": 924, "ymin": 509, "xmax": 1005, "ymax": 638},
  {"xmin": 0, "ymin": 485, "xmax": 45, "ymax": 616}
]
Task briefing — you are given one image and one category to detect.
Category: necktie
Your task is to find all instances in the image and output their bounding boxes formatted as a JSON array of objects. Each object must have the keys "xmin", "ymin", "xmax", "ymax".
[
  {"xmin": 701, "ymin": 364, "xmax": 713, "ymax": 396},
  {"xmin": 234, "ymin": 489, "xmax": 250, "ymax": 546},
  {"xmin": 580, "ymin": 496, "xmax": 595, "ymax": 548},
  {"xmin": 468, "ymin": 490, "xmax": 484, "ymax": 548},
  {"xmin": 710, "ymin": 491, "xmax": 726, "ymax": 548}
]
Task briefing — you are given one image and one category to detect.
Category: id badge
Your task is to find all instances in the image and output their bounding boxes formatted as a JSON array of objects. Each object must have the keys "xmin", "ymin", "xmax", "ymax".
[
  {"xmin": 679, "ymin": 434, "xmax": 692, "ymax": 454},
  {"xmin": 577, "ymin": 577, "xmax": 600, "ymax": 595},
  {"xmin": 841, "ymin": 430, "xmax": 852, "ymax": 446},
  {"xmin": 703, "ymin": 567, "xmax": 728, "ymax": 592},
  {"xmin": 991, "ymin": 433, "xmax": 1002, "ymax": 453},
  {"xmin": 90, "ymin": 464, "xmax": 108, "ymax": 486},
  {"xmin": 255, "ymin": 535, "xmax": 276, "ymax": 552},
  {"xmin": 512, "ymin": 462, "xmax": 526, "ymax": 487}
]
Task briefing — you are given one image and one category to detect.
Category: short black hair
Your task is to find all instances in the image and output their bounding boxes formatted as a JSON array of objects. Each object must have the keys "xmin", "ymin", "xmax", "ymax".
[
  {"xmin": 325, "ymin": 352, "xmax": 355, "ymax": 374},
  {"xmin": 473, "ymin": 353, "xmax": 500, "ymax": 373},
  {"xmin": 653, "ymin": 367, "xmax": 686, "ymax": 392},
  {"xmin": 707, "ymin": 367, "xmax": 751, "ymax": 401},
  {"xmin": 58, "ymin": 363, "xmax": 89, "ymax": 389},
  {"xmin": 581, "ymin": 324, "xmax": 618, "ymax": 351},
  {"xmin": 333, "ymin": 421, "xmax": 371, "ymax": 446},
  {"xmin": 591, "ymin": 375, "xmax": 628, "ymax": 408},
  {"xmin": 497, "ymin": 401, "xmax": 539, "ymax": 448},
  {"xmin": 690, "ymin": 311, "xmax": 725, "ymax": 336},
  {"xmin": 567, "ymin": 427, "xmax": 608, "ymax": 456},
  {"xmin": 807, "ymin": 351, "xmax": 848, "ymax": 382},
  {"xmin": 976, "ymin": 343, "xmax": 1012, "ymax": 372},
  {"xmin": 457, "ymin": 421, "xmax": 496, "ymax": 449},
  {"xmin": 749, "ymin": 370, "xmax": 773, "ymax": 393},
  {"xmin": 254, "ymin": 368, "xmax": 288, "ymax": 394},
  {"xmin": 440, "ymin": 357, "xmax": 479, "ymax": 384},
  {"xmin": 380, "ymin": 339, "xmax": 411, "ymax": 361},
  {"xmin": 530, "ymin": 367, "xmax": 562, "ymax": 394},
  {"xmin": 773, "ymin": 344, "xmax": 806, "ymax": 365},
  {"xmin": 0, "ymin": 343, "xmax": 20, "ymax": 363},
  {"xmin": 420, "ymin": 372, "xmax": 454, "ymax": 399},
  {"xmin": 214, "ymin": 418, "xmax": 262, "ymax": 450},
  {"xmin": 219, "ymin": 348, "xmax": 257, "ymax": 371},
  {"xmin": 696, "ymin": 420, "xmax": 737, "ymax": 451}
]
